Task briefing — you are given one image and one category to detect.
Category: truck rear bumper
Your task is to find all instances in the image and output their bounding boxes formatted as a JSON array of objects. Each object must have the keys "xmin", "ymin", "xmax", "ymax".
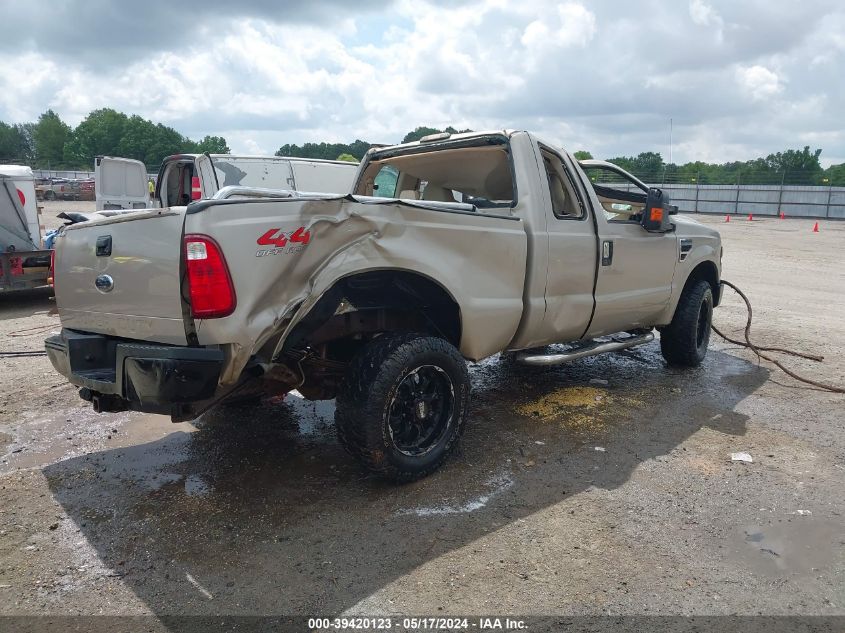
[{"xmin": 45, "ymin": 329, "xmax": 224, "ymax": 415}]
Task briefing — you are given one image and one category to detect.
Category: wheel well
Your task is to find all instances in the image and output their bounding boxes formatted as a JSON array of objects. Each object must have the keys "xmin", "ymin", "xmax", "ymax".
[
  {"xmin": 684, "ymin": 260, "xmax": 720, "ymax": 306},
  {"xmin": 283, "ymin": 270, "xmax": 462, "ymax": 354}
]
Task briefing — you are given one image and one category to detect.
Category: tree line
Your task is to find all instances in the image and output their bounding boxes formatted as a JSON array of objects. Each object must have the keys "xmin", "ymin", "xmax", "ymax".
[
  {"xmin": 275, "ymin": 126, "xmax": 474, "ymax": 162},
  {"xmin": 279, "ymin": 126, "xmax": 844, "ymax": 187},
  {"xmin": 0, "ymin": 109, "xmax": 229, "ymax": 171},
  {"xmin": 577, "ymin": 147, "xmax": 844, "ymax": 187},
  {"xmin": 3, "ymin": 113, "xmax": 842, "ymax": 186}
]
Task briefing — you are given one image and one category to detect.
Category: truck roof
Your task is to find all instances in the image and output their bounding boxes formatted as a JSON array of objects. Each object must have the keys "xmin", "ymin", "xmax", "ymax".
[
  {"xmin": 162, "ymin": 154, "xmax": 359, "ymax": 166},
  {"xmin": 367, "ymin": 129, "xmax": 521, "ymax": 157},
  {"xmin": 0, "ymin": 165, "xmax": 34, "ymax": 179}
]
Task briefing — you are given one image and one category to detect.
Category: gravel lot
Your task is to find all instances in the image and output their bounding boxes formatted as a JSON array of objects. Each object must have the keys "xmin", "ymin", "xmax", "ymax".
[{"xmin": 0, "ymin": 205, "xmax": 843, "ymax": 622}]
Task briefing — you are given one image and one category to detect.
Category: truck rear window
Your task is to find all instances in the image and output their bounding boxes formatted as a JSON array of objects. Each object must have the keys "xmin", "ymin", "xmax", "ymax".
[{"xmin": 359, "ymin": 142, "xmax": 515, "ymax": 209}]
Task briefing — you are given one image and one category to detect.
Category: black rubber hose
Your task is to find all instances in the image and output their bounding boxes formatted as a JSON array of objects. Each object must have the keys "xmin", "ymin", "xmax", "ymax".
[{"xmin": 712, "ymin": 280, "xmax": 844, "ymax": 393}]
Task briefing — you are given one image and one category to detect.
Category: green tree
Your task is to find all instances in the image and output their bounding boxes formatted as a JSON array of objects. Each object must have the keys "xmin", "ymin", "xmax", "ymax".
[
  {"xmin": 821, "ymin": 163, "xmax": 845, "ymax": 187},
  {"xmin": 63, "ymin": 108, "xmax": 129, "ymax": 168},
  {"xmin": 401, "ymin": 126, "xmax": 473, "ymax": 143},
  {"xmin": 194, "ymin": 135, "xmax": 230, "ymax": 154},
  {"xmin": 32, "ymin": 110, "xmax": 70, "ymax": 168},
  {"xmin": 0, "ymin": 121, "xmax": 34, "ymax": 162},
  {"xmin": 145, "ymin": 123, "xmax": 195, "ymax": 168},
  {"xmin": 336, "ymin": 153, "xmax": 358, "ymax": 162},
  {"xmin": 60, "ymin": 110, "xmax": 211, "ymax": 170},
  {"xmin": 402, "ymin": 126, "xmax": 442, "ymax": 143},
  {"xmin": 573, "ymin": 150, "xmax": 593, "ymax": 160},
  {"xmin": 277, "ymin": 139, "xmax": 370, "ymax": 161},
  {"xmin": 609, "ymin": 151, "xmax": 665, "ymax": 178},
  {"xmin": 115, "ymin": 114, "xmax": 158, "ymax": 164},
  {"xmin": 347, "ymin": 140, "xmax": 370, "ymax": 159}
]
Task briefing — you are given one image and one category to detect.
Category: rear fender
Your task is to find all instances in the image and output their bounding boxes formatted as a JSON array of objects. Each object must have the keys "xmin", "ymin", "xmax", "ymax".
[{"xmin": 184, "ymin": 196, "xmax": 527, "ymax": 384}]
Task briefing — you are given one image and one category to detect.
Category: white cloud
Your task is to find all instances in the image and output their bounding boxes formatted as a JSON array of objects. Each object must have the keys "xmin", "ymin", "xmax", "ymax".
[
  {"xmin": 0, "ymin": 0, "xmax": 843, "ymax": 165},
  {"xmin": 689, "ymin": 0, "xmax": 723, "ymax": 27},
  {"xmin": 522, "ymin": 3, "xmax": 596, "ymax": 49},
  {"xmin": 736, "ymin": 64, "xmax": 784, "ymax": 100}
]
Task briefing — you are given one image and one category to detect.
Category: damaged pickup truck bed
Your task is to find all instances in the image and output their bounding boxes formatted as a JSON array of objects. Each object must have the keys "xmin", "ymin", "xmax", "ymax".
[{"xmin": 46, "ymin": 130, "xmax": 722, "ymax": 481}]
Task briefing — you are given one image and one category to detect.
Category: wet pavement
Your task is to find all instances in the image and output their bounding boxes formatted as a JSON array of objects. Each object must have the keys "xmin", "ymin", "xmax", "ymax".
[{"xmin": 0, "ymin": 216, "xmax": 843, "ymax": 620}]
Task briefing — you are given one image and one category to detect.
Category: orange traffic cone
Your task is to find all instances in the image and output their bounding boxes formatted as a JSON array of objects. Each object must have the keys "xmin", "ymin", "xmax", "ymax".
[
  {"xmin": 725, "ymin": 215, "xmax": 730, "ymax": 222},
  {"xmin": 813, "ymin": 222, "xmax": 819, "ymax": 233},
  {"xmin": 747, "ymin": 213, "xmax": 753, "ymax": 221},
  {"xmin": 779, "ymin": 211, "xmax": 785, "ymax": 219}
]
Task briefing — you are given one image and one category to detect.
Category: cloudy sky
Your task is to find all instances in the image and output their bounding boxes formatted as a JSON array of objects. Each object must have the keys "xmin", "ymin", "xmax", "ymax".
[{"xmin": 1, "ymin": 0, "xmax": 843, "ymax": 165}]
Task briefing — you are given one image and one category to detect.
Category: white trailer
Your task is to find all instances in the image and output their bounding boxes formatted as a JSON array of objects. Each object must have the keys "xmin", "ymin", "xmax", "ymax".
[{"xmin": 0, "ymin": 165, "xmax": 51, "ymax": 292}]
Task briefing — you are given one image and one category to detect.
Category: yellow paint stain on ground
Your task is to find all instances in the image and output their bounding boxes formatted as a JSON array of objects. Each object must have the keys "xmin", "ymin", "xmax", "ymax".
[{"xmin": 515, "ymin": 386, "xmax": 642, "ymax": 435}]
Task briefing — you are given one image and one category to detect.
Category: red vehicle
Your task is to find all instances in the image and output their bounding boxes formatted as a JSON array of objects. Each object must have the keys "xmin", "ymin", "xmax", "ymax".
[{"xmin": 79, "ymin": 179, "xmax": 95, "ymax": 201}]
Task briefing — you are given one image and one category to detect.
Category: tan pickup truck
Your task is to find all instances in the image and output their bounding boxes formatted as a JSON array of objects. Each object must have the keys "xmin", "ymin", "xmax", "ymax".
[{"xmin": 45, "ymin": 130, "xmax": 722, "ymax": 481}]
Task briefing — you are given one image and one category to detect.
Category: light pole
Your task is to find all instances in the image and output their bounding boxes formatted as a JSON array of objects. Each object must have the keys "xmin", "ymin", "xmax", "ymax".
[
  {"xmin": 669, "ymin": 118, "xmax": 673, "ymax": 166},
  {"xmin": 823, "ymin": 177, "xmax": 832, "ymax": 218}
]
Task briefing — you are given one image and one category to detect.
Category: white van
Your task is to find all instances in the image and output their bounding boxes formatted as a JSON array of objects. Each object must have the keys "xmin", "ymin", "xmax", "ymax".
[
  {"xmin": 0, "ymin": 165, "xmax": 50, "ymax": 291},
  {"xmin": 95, "ymin": 154, "xmax": 359, "ymax": 211}
]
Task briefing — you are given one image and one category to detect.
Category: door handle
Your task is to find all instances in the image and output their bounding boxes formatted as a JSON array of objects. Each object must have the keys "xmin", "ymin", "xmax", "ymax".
[
  {"xmin": 96, "ymin": 235, "xmax": 112, "ymax": 257},
  {"xmin": 601, "ymin": 240, "xmax": 613, "ymax": 266}
]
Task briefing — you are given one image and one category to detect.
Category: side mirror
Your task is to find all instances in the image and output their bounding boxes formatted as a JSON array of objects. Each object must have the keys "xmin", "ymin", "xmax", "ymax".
[{"xmin": 640, "ymin": 187, "xmax": 674, "ymax": 233}]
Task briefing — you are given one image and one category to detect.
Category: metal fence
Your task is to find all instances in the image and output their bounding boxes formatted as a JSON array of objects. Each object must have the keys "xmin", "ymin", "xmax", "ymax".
[
  {"xmin": 601, "ymin": 181, "xmax": 845, "ymax": 219},
  {"xmin": 32, "ymin": 169, "xmax": 96, "ymax": 180}
]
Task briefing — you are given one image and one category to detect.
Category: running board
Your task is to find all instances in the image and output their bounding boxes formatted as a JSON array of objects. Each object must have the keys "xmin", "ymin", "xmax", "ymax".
[{"xmin": 515, "ymin": 331, "xmax": 655, "ymax": 366}]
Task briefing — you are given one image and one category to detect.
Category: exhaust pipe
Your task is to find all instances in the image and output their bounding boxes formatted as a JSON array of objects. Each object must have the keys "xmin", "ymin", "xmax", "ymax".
[{"xmin": 516, "ymin": 331, "xmax": 655, "ymax": 366}]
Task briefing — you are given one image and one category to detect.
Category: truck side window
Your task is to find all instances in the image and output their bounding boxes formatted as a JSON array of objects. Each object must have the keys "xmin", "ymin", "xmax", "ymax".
[
  {"xmin": 542, "ymin": 155, "xmax": 583, "ymax": 219},
  {"xmin": 580, "ymin": 165, "xmax": 647, "ymax": 223},
  {"xmin": 373, "ymin": 165, "xmax": 399, "ymax": 198}
]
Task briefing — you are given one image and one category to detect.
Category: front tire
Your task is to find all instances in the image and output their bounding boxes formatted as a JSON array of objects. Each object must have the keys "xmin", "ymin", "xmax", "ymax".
[
  {"xmin": 660, "ymin": 279, "xmax": 713, "ymax": 367},
  {"xmin": 335, "ymin": 333, "xmax": 470, "ymax": 482}
]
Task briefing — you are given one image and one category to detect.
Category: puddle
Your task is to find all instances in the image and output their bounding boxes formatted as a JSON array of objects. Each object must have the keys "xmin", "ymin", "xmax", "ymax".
[
  {"xmin": 184, "ymin": 473, "xmax": 211, "ymax": 497},
  {"xmin": 0, "ymin": 407, "xmax": 135, "ymax": 473},
  {"xmin": 283, "ymin": 391, "xmax": 335, "ymax": 436},
  {"xmin": 738, "ymin": 518, "xmax": 841, "ymax": 575}
]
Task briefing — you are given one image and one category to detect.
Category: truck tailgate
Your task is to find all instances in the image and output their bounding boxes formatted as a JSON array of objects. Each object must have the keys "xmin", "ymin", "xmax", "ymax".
[{"xmin": 54, "ymin": 210, "xmax": 188, "ymax": 345}]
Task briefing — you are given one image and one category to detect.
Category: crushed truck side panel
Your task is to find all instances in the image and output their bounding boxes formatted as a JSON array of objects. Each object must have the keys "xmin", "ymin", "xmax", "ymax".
[{"xmin": 183, "ymin": 195, "xmax": 528, "ymax": 384}]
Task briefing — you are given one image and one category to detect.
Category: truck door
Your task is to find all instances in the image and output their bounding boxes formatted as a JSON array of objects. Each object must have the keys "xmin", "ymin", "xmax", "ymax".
[
  {"xmin": 94, "ymin": 156, "xmax": 150, "ymax": 211},
  {"xmin": 579, "ymin": 163, "xmax": 677, "ymax": 337},
  {"xmin": 534, "ymin": 147, "xmax": 598, "ymax": 344},
  {"xmin": 194, "ymin": 154, "xmax": 219, "ymax": 198}
]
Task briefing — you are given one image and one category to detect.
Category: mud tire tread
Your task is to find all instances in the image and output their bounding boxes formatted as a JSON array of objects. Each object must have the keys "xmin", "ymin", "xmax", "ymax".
[
  {"xmin": 660, "ymin": 279, "xmax": 713, "ymax": 367},
  {"xmin": 335, "ymin": 332, "xmax": 470, "ymax": 482}
]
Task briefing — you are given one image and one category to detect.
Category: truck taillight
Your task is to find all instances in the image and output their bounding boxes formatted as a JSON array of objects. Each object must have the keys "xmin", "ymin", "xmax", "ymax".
[
  {"xmin": 48, "ymin": 249, "xmax": 55, "ymax": 287},
  {"xmin": 191, "ymin": 176, "xmax": 201, "ymax": 200},
  {"xmin": 183, "ymin": 235, "xmax": 235, "ymax": 319}
]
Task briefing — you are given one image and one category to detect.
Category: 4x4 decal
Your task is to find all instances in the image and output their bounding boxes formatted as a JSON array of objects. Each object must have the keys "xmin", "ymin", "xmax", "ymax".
[{"xmin": 255, "ymin": 226, "xmax": 311, "ymax": 257}]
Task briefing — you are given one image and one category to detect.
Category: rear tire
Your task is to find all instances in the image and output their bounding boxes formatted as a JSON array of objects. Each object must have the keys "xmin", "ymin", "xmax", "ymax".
[
  {"xmin": 335, "ymin": 333, "xmax": 470, "ymax": 482},
  {"xmin": 660, "ymin": 280, "xmax": 713, "ymax": 367}
]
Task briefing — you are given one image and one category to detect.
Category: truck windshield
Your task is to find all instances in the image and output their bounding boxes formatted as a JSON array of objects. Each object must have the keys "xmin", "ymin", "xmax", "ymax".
[{"xmin": 358, "ymin": 141, "xmax": 515, "ymax": 208}]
